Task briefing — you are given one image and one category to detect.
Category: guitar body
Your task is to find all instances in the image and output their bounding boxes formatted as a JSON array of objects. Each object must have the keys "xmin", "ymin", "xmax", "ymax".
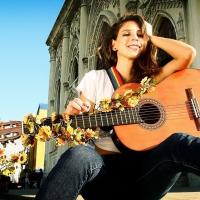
[{"xmin": 112, "ymin": 69, "xmax": 200, "ymax": 151}]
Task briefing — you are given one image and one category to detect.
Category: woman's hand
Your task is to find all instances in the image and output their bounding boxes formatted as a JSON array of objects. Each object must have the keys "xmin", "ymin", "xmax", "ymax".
[
  {"xmin": 145, "ymin": 21, "xmax": 152, "ymax": 36},
  {"xmin": 65, "ymin": 98, "xmax": 91, "ymax": 116}
]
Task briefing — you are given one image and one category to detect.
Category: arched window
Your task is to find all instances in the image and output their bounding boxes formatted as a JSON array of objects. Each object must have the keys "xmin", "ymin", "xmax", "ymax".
[
  {"xmin": 157, "ymin": 17, "xmax": 176, "ymax": 67},
  {"xmin": 72, "ymin": 58, "xmax": 79, "ymax": 87}
]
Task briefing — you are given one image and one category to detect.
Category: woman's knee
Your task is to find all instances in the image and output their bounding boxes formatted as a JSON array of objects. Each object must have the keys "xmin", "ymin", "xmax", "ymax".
[
  {"xmin": 60, "ymin": 145, "xmax": 103, "ymax": 166},
  {"xmin": 167, "ymin": 132, "xmax": 189, "ymax": 142}
]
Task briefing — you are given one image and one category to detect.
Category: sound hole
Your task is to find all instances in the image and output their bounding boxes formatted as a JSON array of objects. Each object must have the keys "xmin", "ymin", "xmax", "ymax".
[{"xmin": 139, "ymin": 103, "xmax": 160, "ymax": 124}]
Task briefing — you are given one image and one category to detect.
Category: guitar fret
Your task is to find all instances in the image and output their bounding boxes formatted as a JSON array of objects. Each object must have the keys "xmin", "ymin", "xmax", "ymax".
[
  {"xmin": 119, "ymin": 110, "xmax": 124, "ymax": 124},
  {"xmin": 127, "ymin": 109, "xmax": 131, "ymax": 124},
  {"xmin": 135, "ymin": 107, "xmax": 140, "ymax": 123},
  {"xmin": 88, "ymin": 114, "xmax": 91, "ymax": 127},
  {"xmin": 131, "ymin": 108, "xmax": 135, "ymax": 123},
  {"xmin": 124, "ymin": 109, "xmax": 128, "ymax": 124},
  {"xmin": 82, "ymin": 115, "xmax": 85, "ymax": 128},
  {"xmin": 100, "ymin": 112, "xmax": 104, "ymax": 126},
  {"xmin": 105, "ymin": 112, "xmax": 109, "ymax": 125},
  {"xmin": 75, "ymin": 115, "xmax": 78, "ymax": 128},
  {"xmin": 95, "ymin": 114, "xmax": 98, "ymax": 127},
  {"xmin": 111, "ymin": 111, "xmax": 114, "ymax": 125},
  {"xmin": 115, "ymin": 110, "xmax": 119, "ymax": 125}
]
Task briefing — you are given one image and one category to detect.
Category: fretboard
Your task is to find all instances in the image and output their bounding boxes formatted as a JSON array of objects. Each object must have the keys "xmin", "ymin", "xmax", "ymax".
[{"xmin": 68, "ymin": 107, "xmax": 142, "ymax": 128}]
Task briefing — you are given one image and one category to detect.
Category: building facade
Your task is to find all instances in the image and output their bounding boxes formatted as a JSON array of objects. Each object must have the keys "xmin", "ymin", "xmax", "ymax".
[{"xmin": 44, "ymin": 0, "xmax": 200, "ymax": 186}]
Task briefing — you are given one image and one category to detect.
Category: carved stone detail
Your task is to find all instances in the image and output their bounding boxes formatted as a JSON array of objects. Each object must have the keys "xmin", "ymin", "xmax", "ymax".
[
  {"xmin": 49, "ymin": 46, "xmax": 56, "ymax": 61},
  {"xmin": 87, "ymin": 0, "xmax": 120, "ymax": 56},
  {"xmin": 50, "ymin": 100, "xmax": 54, "ymax": 106},
  {"xmin": 62, "ymin": 22, "xmax": 70, "ymax": 39},
  {"xmin": 71, "ymin": 11, "xmax": 80, "ymax": 38},
  {"xmin": 63, "ymin": 81, "xmax": 70, "ymax": 91},
  {"xmin": 177, "ymin": 12, "xmax": 185, "ymax": 40},
  {"xmin": 81, "ymin": 0, "xmax": 92, "ymax": 5},
  {"xmin": 126, "ymin": 1, "xmax": 138, "ymax": 13},
  {"xmin": 82, "ymin": 57, "xmax": 88, "ymax": 69},
  {"xmin": 140, "ymin": 0, "xmax": 185, "ymax": 22}
]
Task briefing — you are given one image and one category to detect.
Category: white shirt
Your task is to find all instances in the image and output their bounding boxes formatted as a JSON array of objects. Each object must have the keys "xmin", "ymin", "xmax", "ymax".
[{"xmin": 77, "ymin": 69, "xmax": 120, "ymax": 152}]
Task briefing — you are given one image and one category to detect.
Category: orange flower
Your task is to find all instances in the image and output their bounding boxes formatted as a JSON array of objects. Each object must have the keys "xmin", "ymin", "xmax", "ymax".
[
  {"xmin": 62, "ymin": 113, "xmax": 70, "ymax": 122},
  {"xmin": 10, "ymin": 154, "xmax": 19, "ymax": 164},
  {"xmin": 0, "ymin": 149, "xmax": 5, "ymax": 155}
]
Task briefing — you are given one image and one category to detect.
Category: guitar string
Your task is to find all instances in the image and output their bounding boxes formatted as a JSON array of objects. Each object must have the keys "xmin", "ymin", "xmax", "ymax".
[{"xmin": 0, "ymin": 101, "xmax": 198, "ymax": 134}]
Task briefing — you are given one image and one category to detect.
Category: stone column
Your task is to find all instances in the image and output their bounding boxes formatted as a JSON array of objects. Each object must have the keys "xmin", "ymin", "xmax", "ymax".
[
  {"xmin": 59, "ymin": 22, "xmax": 70, "ymax": 114},
  {"xmin": 45, "ymin": 46, "xmax": 56, "ymax": 176},
  {"xmin": 186, "ymin": 0, "xmax": 200, "ymax": 69},
  {"xmin": 78, "ymin": 0, "xmax": 89, "ymax": 83},
  {"xmin": 120, "ymin": 0, "xmax": 129, "ymax": 16},
  {"xmin": 48, "ymin": 46, "xmax": 56, "ymax": 116}
]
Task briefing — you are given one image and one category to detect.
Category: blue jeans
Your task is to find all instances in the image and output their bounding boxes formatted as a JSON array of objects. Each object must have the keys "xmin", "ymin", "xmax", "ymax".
[{"xmin": 35, "ymin": 133, "xmax": 200, "ymax": 200}]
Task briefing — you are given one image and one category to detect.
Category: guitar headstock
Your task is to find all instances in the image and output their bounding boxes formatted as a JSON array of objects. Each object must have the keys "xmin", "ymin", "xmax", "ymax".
[{"xmin": 0, "ymin": 121, "xmax": 22, "ymax": 147}]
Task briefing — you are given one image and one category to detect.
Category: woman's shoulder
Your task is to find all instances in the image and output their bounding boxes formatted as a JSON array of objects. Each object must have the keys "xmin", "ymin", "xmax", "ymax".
[{"xmin": 85, "ymin": 69, "xmax": 107, "ymax": 78}]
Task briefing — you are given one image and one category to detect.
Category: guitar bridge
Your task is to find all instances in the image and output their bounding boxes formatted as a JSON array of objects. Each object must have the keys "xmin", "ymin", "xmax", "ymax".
[{"xmin": 186, "ymin": 88, "xmax": 200, "ymax": 130}]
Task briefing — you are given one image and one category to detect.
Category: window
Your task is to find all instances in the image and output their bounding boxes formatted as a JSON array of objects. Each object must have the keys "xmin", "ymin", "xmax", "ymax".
[{"xmin": 157, "ymin": 17, "xmax": 176, "ymax": 67}]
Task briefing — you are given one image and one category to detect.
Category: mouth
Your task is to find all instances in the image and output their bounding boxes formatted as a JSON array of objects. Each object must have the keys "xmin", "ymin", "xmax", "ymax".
[{"xmin": 128, "ymin": 44, "xmax": 141, "ymax": 50}]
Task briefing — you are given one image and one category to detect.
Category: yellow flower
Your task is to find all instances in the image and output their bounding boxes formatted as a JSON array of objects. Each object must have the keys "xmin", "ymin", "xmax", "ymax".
[
  {"xmin": 51, "ymin": 112, "xmax": 58, "ymax": 122},
  {"xmin": 100, "ymin": 97, "xmax": 111, "ymax": 104},
  {"xmin": 75, "ymin": 132, "xmax": 82, "ymax": 141},
  {"xmin": 147, "ymin": 86, "xmax": 156, "ymax": 93},
  {"xmin": 114, "ymin": 93, "xmax": 122, "ymax": 100},
  {"xmin": 56, "ymin": 137, "xmax": 66, "ymax": 146},
  {"xmin": 35, "ymin": 115, "xmax": 42, "ymax": 124},
  {"xmin": 123, "ymin": 90, "xmax": 134, "ymax": 101},
  {"xmin": 38, "ymin": 126, "xmax": 52, "ymax": 141},
  {"xmin": 23, "ymin": 115, "xmax": 28, "ymax": 124},
  {"xmin": 67, "ymin": 125, "xmax": 74, "ymax": 135},
  {"xmin": 27, "ymin": 122, "xmax": 35, "ymax": 133},
  {"xmin": 69, "ymin": 141, "xmax": 79, "ymax": 147},
  {"xmin": 2, "ymin": 169, "xmax": 10, "ymax": 176},
  {"xmin": 53, "ymin": 123, "xmax": 60, "ymax": 133},
  {"xmin": 128, "ymin": 96, "xmax": 139, "ymax": 107},
  {"xmin": 18, "ymin": 152, "xmax": 27, "ymax": 164},
  {"xmin": 62, "ymin": 113, "xmax": 70, "ymax": 122},
  {"xmin": 140, "ymin": 76, "xmax": 148, "ymax": 86}
]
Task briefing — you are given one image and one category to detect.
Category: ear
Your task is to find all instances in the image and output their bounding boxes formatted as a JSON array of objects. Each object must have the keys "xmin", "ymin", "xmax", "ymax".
[{"xmin": 111, "ymin": 39, "xmax": 117, "ymax": 51}]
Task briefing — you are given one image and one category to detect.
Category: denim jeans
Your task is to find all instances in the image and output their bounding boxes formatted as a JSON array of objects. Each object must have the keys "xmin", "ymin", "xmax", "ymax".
[{"xmin": 35, "ymin": 133, "xmax": 200, "ymax": 200}]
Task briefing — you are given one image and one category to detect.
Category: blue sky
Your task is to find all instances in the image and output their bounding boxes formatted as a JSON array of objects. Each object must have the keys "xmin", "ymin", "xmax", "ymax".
[{"xmin": 0, "ymin": 0, "xmax": 65, "ymax": 155}]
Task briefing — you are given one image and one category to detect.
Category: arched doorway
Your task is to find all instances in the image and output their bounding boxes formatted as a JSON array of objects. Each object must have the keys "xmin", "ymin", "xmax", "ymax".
[{"xmin": 157, "ymin": 17, "xmax": 176, "ymax": 67}]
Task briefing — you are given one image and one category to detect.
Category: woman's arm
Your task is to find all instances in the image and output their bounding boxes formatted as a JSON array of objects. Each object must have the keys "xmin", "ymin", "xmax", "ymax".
[
  {"xmin": 145, "ymin": 22, "xmax": 196, "ymax": 83},
  {"xmin": 150, "ymin": 35, "xmax": 196, "ymax": 83}
]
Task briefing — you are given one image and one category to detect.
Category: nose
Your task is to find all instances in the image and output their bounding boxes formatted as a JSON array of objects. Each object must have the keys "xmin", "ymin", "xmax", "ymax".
[{"xmin": 132, "ymin": 38, "xmax": 138, "ymax": 41}]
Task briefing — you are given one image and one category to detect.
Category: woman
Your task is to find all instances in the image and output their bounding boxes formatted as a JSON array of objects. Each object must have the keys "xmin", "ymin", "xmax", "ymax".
[{"xmin": 35, "ymin": 13, "xmax": 197, "ymax": 200}]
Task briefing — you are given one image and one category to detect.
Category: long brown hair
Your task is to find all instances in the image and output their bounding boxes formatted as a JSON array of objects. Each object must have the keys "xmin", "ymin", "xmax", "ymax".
[{"xmin": 98, "ymin": 12, "xmax": 159, "ymax": 83}]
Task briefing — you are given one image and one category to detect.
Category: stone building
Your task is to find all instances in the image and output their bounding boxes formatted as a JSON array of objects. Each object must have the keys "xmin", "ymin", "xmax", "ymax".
[{"xmin": 44, "ymin": 0, "xmax": 200, "ymax": 186}]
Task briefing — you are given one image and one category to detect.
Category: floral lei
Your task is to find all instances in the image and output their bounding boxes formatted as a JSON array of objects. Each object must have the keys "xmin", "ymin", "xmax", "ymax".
[{"xmin": 21, "ymin": 77, "xmax": 156, "ymax": 149}]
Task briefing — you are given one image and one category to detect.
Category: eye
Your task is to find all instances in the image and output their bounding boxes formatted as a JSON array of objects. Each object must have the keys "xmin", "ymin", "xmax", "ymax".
[
  {"xmin": 137, "ymin": 30, "xmax": 143, "ymax": 37},
  {"xmin": 123, "ymin": 33, "xmax": 130, "ymax": 36},
  {"xmin": 137, "ymin": 33, "xmax": 144, "ymax": 37}
]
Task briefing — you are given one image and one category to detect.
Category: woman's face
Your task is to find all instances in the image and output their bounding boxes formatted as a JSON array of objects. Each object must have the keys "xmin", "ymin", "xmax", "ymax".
[{"xmin": 112, "ymin": 20, "xmax": 146, "ymax": 60}]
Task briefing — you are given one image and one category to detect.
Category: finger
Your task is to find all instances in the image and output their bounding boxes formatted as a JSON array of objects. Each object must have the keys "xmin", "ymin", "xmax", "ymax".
[{"xmin": 81, "ymin": 101, "xmax": 91, "ymax": 112}]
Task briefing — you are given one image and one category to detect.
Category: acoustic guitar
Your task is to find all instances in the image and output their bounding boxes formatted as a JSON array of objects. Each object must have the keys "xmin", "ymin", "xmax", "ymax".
[
  {"xmin": 56, "ymin": 68, "xmax": 200, "ymax": 152},
  {"xmin": 8, "ymin": 69, "xmax": 200, "ymax": 153}
]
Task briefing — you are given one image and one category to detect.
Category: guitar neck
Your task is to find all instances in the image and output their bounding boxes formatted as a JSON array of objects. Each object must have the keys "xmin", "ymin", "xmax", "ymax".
[
  {"xmin": 76, "ymin": 108, "xmax": 142, "ymax": 128},
  {"xmin": 43, "ymin": 108, "xmax": 142, "ymax": 129}
]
